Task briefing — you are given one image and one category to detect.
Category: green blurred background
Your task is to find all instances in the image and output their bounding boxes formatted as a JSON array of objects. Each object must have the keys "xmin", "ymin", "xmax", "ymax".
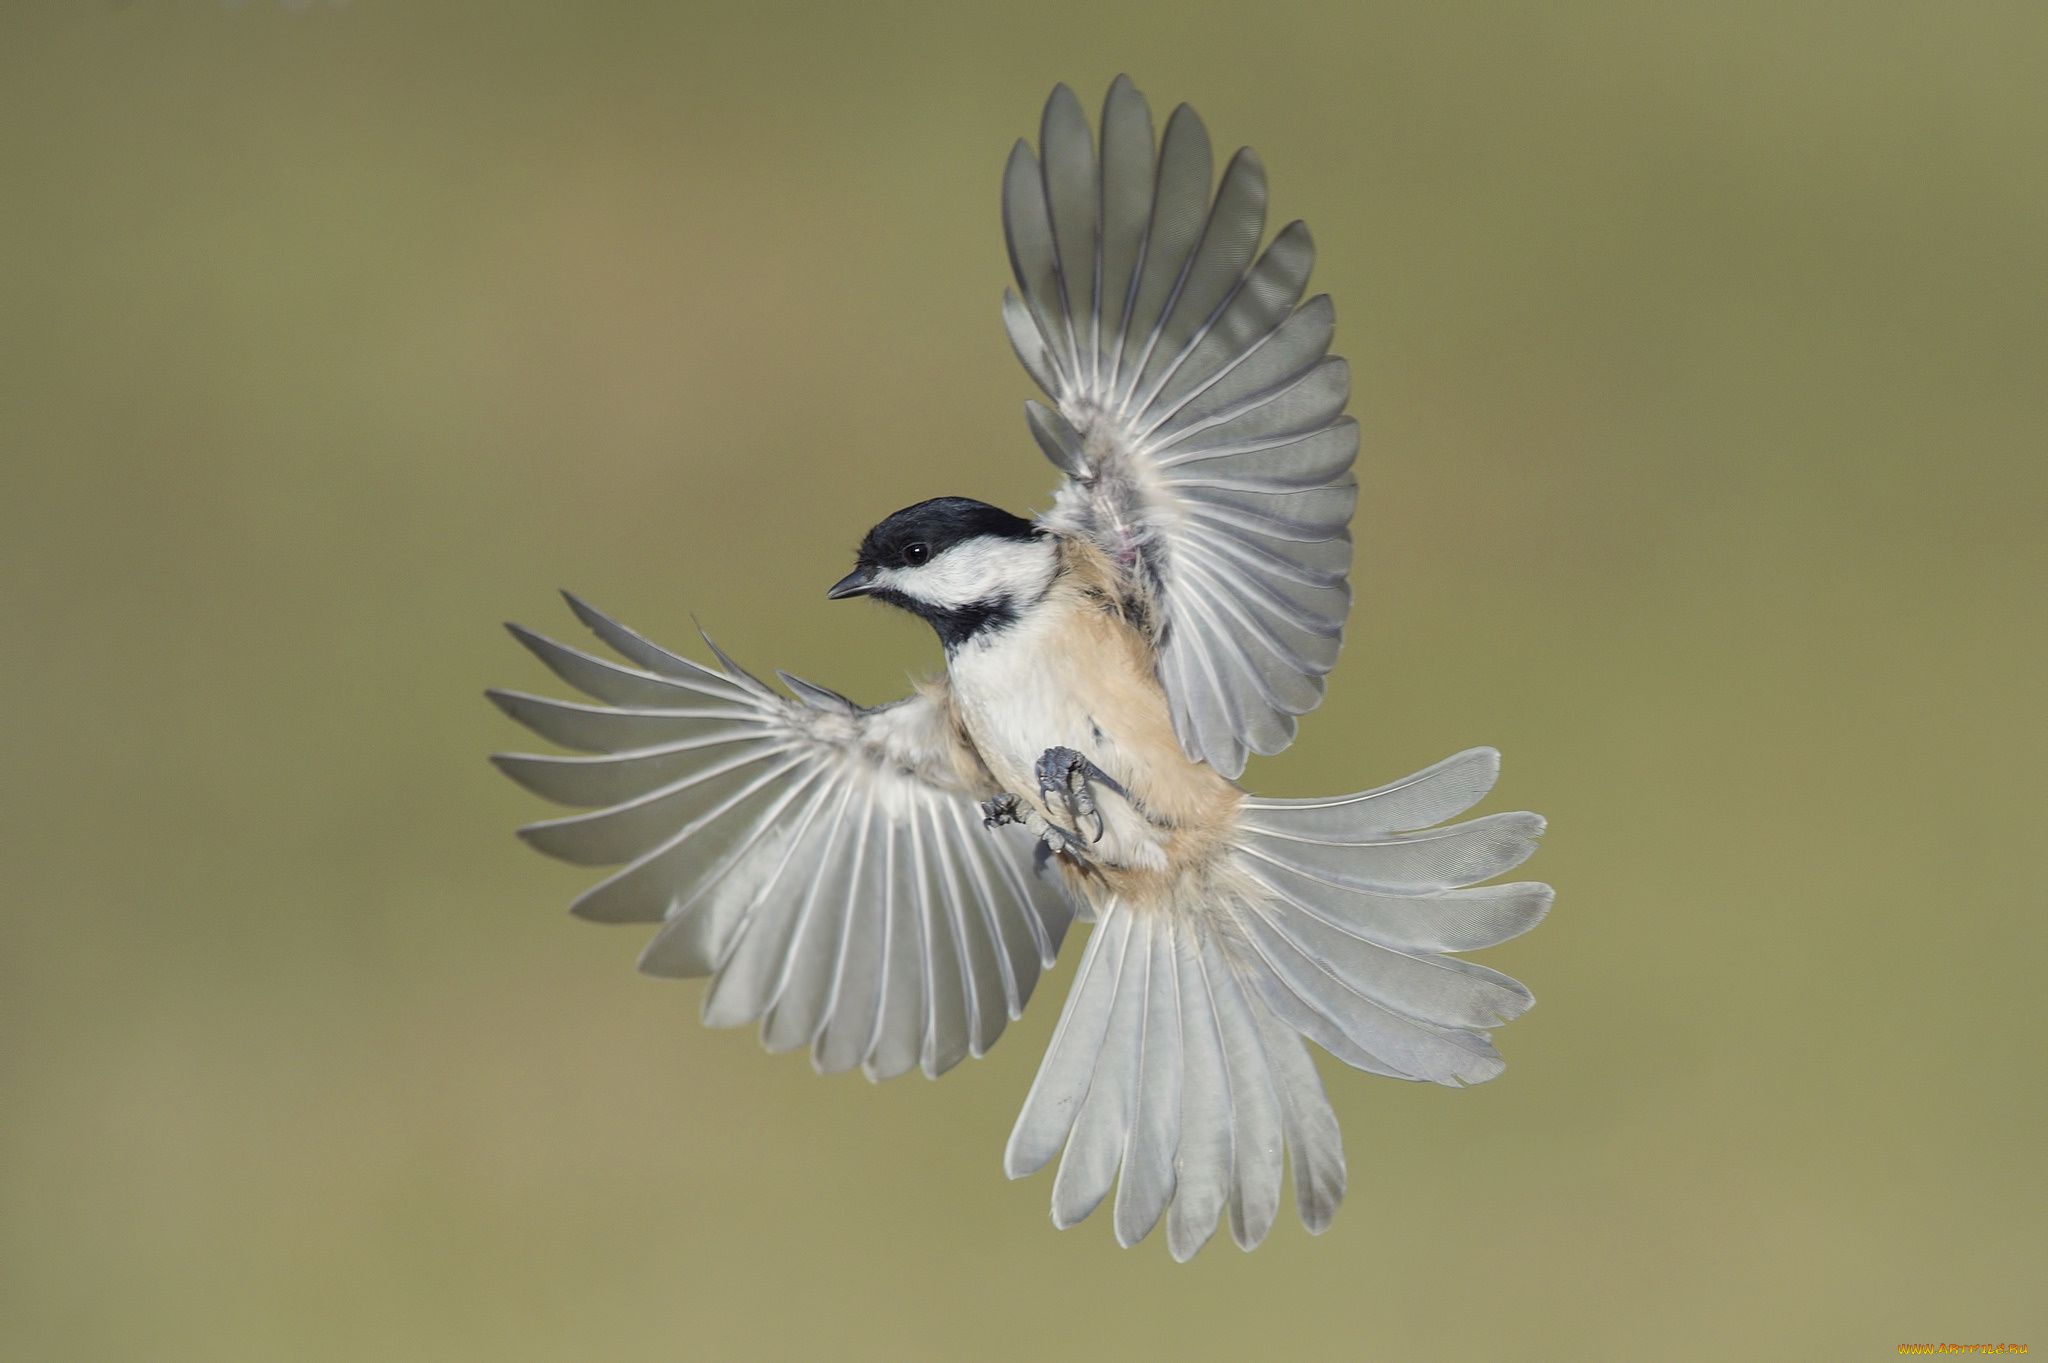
[{"xmin": 3, "ymin": 2, "xmax": 2042, "ymax": 1359}]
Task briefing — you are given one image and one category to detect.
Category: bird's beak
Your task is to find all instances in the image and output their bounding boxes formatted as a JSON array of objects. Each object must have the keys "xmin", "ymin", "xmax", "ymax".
[{"xmin": 826, "ymin": 565, "xmax": 876, "ymax": 600}]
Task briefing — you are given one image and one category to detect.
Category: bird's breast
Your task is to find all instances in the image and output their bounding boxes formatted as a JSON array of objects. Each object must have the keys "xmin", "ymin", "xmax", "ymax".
[
  {"xmin": 945, "ymin": 588, "xmax": 1240, "ymax": 880},
  {"xmin": 946, "ymin": 599, "xmax": 1105, "ymax": 794}
]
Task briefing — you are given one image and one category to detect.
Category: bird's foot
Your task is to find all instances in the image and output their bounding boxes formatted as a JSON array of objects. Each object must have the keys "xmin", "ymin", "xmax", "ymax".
[
  {"xmin": 1034, "ymin": 746, "xmax": 1125, "ymax": 845},
  {"xmin": 1035, "ymin": 818, "xmax": 1087, "ymax": 860},
  {"xmin": 985, "ymin": 791, "xmax": 1088, "ymax": 862},
  {"xmin": 980, "ymin": 793, "xmax": 1025, "ymax": 830}
]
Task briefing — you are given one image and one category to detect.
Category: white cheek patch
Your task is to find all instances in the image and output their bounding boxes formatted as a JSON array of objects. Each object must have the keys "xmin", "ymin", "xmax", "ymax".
[{"xmin": 873, "ymin": 538, "xmax": 1056, "ymax": 611}]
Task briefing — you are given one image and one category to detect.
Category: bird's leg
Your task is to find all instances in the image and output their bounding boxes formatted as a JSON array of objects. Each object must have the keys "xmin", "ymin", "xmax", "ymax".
[{"xmin": 1034, "ymin": 746, "xmax": 1126, "ymax": 845}]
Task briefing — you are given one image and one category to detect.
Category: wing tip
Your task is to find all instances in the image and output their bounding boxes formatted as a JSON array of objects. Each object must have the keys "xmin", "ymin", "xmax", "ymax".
[
  {"xmin": 511, "ymin": 815, "xmax": 610, "ymax": 866},
  {"xmin": 557, "ymin": 588, "xmax": 602, "ymax": 629},
  {"xmin": 501, "ymin": 619, "xmax": 555, "ymax": 657}
]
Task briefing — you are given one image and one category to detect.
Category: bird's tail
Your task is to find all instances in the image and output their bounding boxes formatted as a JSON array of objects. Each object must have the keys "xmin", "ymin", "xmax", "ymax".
[{"xmin": 1003, "ymin": 747, "xmax": 1550, "ymax": 1260}]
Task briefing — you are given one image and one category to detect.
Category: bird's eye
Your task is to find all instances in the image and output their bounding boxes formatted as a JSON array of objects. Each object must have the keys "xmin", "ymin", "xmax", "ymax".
[{"xmin": 903, "ymin": 542, "xmax": 931, "ymax": 566}]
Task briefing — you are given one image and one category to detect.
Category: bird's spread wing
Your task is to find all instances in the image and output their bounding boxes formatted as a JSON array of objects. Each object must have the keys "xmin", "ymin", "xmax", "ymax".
[
  {"xmin": 1003, "ymin": 77, "xmax": 1358, "ymax": 778},
  {"xmin": 489, "ymin": 594, "xmax": 1076, "ymax": 1081}
]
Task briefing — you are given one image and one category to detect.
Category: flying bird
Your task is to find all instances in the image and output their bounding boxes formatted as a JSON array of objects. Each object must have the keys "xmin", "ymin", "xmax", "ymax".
[{"xmin": 489, "ymin": 77, "xmax": 1550, "ymax": 1261}]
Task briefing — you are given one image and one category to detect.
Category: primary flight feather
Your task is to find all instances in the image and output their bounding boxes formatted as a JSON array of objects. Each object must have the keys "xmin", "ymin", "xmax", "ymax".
[{"xmin": 490, "ymin": 77, "xmax": 1550, "ymax": 1261}]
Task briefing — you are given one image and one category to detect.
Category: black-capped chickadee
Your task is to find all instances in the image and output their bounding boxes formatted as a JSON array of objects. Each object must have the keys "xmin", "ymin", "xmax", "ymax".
[{"xmin": 490, "ymin": 77, "xmax": 1549, "ymax": 1261}]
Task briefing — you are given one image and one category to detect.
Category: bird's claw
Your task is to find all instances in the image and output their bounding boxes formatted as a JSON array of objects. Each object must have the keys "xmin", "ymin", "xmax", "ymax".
[
  {"xmin": 981, "ymin": 793, "xmax": 1025, "ymax": 830},
  {"xmin": 984, "ymin": 789, "xmax": 1087, "ymax": 861},
  {"xmin": 1036, "ymin": 821, "xmax": 1083, "ymax": 859},
  {"xmin": 1034, "ymin": 746, "xmax": 1116, "ymax": 845}
]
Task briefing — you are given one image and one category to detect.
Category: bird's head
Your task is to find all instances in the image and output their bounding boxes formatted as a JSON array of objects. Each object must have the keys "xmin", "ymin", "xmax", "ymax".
[{"xmin": 828, "ymin": 497, "xmax": 1055, "ymax": 648}]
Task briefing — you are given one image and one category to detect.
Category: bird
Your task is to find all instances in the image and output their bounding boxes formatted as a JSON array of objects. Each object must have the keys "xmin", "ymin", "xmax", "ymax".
[{"xmin": 489, "ymin": 77, "xmax": 1550, "ymax": 1262}]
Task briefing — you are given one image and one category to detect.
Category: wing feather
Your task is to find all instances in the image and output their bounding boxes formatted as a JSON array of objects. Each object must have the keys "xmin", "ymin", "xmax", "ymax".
[
  {"xmin": 708, "ymin": 778, "xmax": 858, "ymax": 1030},
  {"xmin": 919, "ymin": 813, "xmax": 974, "ymax": 1080},
  {"xmin": 928, "ymin": 804, "xmax": 1005, "ymax": 1058},
  {"xmin": 946, "ymin": 807, "xmax": 1025, "ymax": 1018},
  {"xmin": 491, "ymin": 599, "xmax": 1075, "ymax": 1080},
  {"xmin": 1039, "ymin": 84, "xmax": 1098, "ymax": 362},
  {"xmin": 1005, "ymin": 80, "xmax": 1357, "ymax": 776},
  {"xmin": 633, "ymin": 769, "xmax": 835, "ymax": 968},
  {"xmin": 557, "ymin": 591, "xmax": 763, "ymax": 702},
  {"xmin": 813, "ymin": 809, "xmax": 894, "ymax": 1073},
  {"xmin": 1129, "ymin": 147, "xmax": 1267, "ymax": 408},
  {"xmin": 1143, "ymin": 275, "xmax": 1327, "ymax": 440},
  {"xmin": 513, "ymin": 743, "xmax": 799, "ymax": 866},
  {"xmin": 572, "ymin": 761, "xmax": 824, "ymax": 926},
  {"xmin": 1004, "ymin": 141, "xmax": 1071, "ymax": 383},
  {"xmin": 867, "ymin": 814, "xmax": 932, "ymax": 1082},
  {"xmin": 1119, "ymin": 102, "xmax": 1213, "ymax": 388},
  {"xmin": 760, "ymin": 792, "xmax": 866, "ymax": 1052},
  {"xmin": 1096, "ymin": 75, "xmax": 1157, "ymax": 388},
  {"xmin": 1004, "ymin": 291, "xmax": 1066, "ymax": 403}
]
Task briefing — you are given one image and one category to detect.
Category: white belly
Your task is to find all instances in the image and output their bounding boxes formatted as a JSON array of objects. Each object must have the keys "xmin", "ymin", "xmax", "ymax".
[
  {"xmin": 947, "ymin": 606, "xmax": 1092, "ymax": 781},
  {"xmin": 947, "ymin": 606, "xmax": 1167, "ymax": 870}
]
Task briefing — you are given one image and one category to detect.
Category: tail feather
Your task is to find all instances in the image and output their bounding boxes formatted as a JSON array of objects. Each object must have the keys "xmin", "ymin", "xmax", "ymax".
[
  {"xmin": 1113, "ymin": 920, "xmax": 1183, "ymax": 1248},
  {"xmin": 1239, "ymin": 857, "xmax": 1552, "ymax": 954},
  {"xmin": 1237, "ymin": 745, "xmax": 1501, "ymax": 835},
  {"xmin": 1164, "ymin": 929, "xmax": 1234, "ymax": 1261},
  {"xmin": 1236, "ymin": 810, "xmax": 1545, "ymax": 893},
  {"xmin": 1005, "ymin": 750, "xmax": 1546, "ymax": 1257},
  {"xmin": 1049, "ymin": 915, "xmax": 1147, "ymax": 1229},
  {"xmin": 1250, "ymin": 894, "xmax": 1535, "ymax": 1029},
  {"xmin": 1250, "ymin": 984, "xmax": 1345, "ymax": 1235},
  {"xmin": 1006, "ymin": 910, "xmax": 1133, "ymax": 1181},
  {"xmin": 1238, "ymin": 906, "xmax": 1507, "ymax": 1085},
  {"xmin": 1202, "ymin": 931, "xmax": 1285, "ymax": 1252}
]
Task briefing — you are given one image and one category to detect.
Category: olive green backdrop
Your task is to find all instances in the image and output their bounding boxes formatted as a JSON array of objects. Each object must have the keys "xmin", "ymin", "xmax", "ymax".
[{"xmin": 2, "ymin": 3, "xmax": 2041, "ymax": 1359}]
